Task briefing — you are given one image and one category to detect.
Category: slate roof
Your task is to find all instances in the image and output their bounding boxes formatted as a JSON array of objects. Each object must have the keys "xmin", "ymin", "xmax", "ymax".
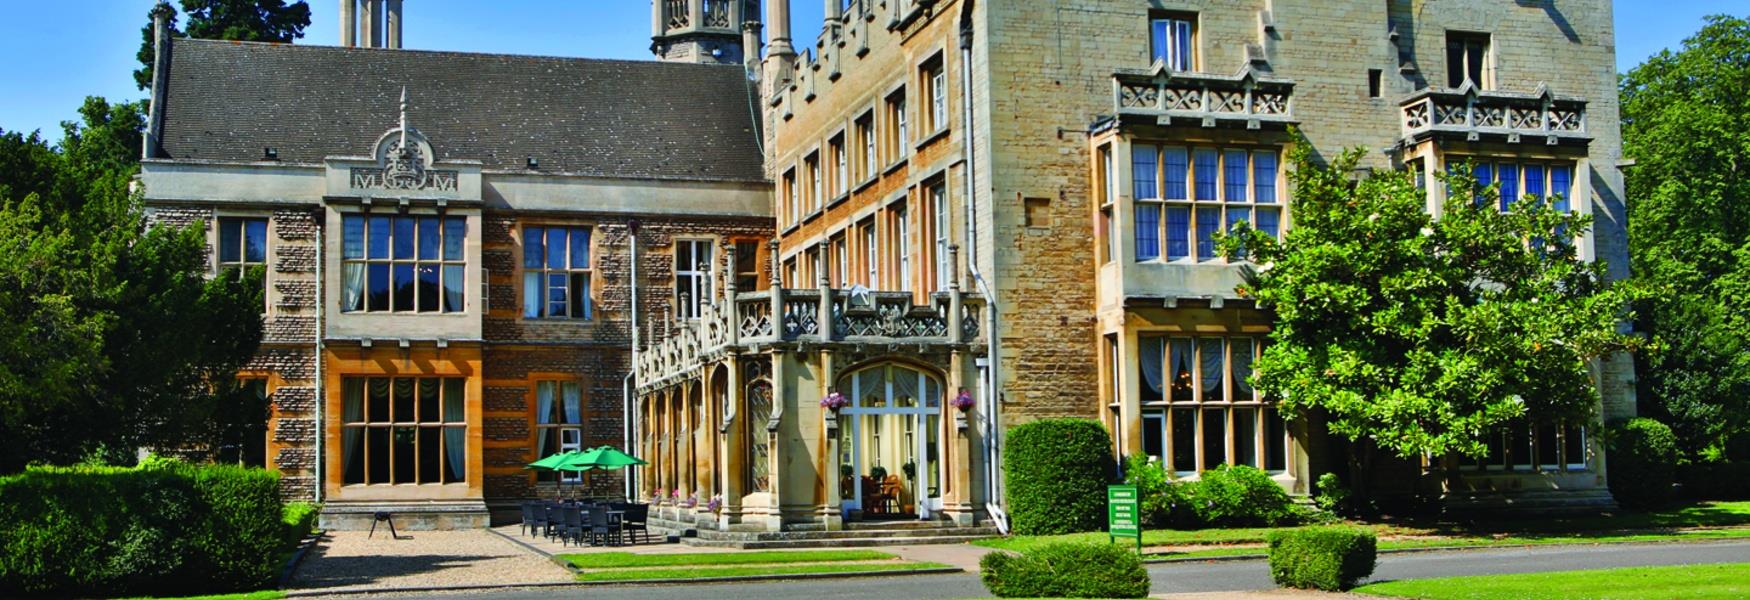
[{"xmin": 155, "ymin": 38, "xmax": 767, "ymax": 182}]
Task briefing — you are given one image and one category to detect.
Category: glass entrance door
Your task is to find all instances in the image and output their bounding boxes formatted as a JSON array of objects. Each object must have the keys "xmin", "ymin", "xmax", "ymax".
[{"xmin": 839, "ymin": 365, "xmax": 943, "ymax": 519}]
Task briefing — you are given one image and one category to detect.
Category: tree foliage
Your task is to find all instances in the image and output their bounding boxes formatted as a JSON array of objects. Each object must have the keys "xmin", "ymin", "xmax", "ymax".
[
  {"xmin": 0, "ymin": 98, "xmax": 264, "ymax": 471},
  {"xmin": 1221, "ymin": 134, "xmax": 1645, "ymax": 464},
  {"xmin": 1621, "ymin": 15, "xmax": 1750, "ymax": 462},
  {"xmin": 135, "ymin": 0, "xmax": 313, "ymax": 90}
]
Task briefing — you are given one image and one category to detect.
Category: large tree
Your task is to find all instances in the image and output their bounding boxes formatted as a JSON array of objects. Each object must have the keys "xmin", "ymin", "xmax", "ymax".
[
  {"xmin": 1222, "ymin": 138, "xmax": 1644, "ymax": 493},
  {"xmin": 135, "ymin": 0, "xmax": 313, "ymax": 90},
  {"xmin": 1621, "ymin": 15, "xmax": 1750, "ymax": 462},
  {"xmin": 0, "ymin": 98, "xmax": 264, "ymax": 470}
]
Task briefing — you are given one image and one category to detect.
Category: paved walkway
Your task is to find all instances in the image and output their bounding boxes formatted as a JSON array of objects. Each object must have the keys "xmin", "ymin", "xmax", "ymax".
[{"xmin": 288, "ymin": 530, "xmax": 574, "ymax": 594}]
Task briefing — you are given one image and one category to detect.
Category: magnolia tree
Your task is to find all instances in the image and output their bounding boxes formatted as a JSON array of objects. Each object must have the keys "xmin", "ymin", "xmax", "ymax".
[{"xmin": 1220, "ymin": 137, "xmax": 1645, "ymax": 495}]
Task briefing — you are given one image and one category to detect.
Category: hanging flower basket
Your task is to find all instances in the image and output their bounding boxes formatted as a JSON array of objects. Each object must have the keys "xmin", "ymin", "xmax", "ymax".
[
  {"xmin": 821, "ymin": 391, "xmax": 850, "ymax": 412},
  {"xmin": 708, "ymin": 494, "xmax": 723, "ymax": 514},
  {"xmin": 951, "ymin": 389, "xmax": 976, "ymax": 412}
]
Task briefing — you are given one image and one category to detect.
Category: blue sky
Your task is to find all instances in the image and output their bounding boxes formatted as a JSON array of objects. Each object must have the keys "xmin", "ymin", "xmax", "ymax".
[{"xmin": 0, "ymin": 0, "xmax": 1739, "ymax": 142}]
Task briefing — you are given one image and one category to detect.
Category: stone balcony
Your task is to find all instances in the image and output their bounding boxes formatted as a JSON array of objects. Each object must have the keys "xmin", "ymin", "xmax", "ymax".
[
  {"xmin": 1399, "ymin": 83, "xmax": 1589, "ymax": 147},
  {"xmin": 636, "ymin": 286, "xmax": 986, "ymax": 391},
  {"xmin": 1110, "ymin": 64, "xmax": 1296, "ymax": 131}
]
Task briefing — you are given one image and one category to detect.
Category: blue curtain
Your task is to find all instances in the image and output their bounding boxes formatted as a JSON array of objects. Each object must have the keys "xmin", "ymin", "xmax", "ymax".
[
  {"xmin": 1163, "ymin": 148, "xmax": 1188, "ymax": 200},
  {"xmin": 1194, "ymin": 149, "xmax": 1218, "ymax": 201},
  {"xmin": 1253, "ymin": 152, "xmax": 1278, "ymax": 204},
  {"xmin": 1498, "ymin": 163, "xmax": 1519, "ymax": 212},
  {"xmin": 1196, "ymin": 207, "xmax": 1219, "ymax": 261},
  {"xmin": 1551, "ymin": 165, "xmax": 1572, "ymax": 213},
  {"xmin": 444, "ymin": 378, "xmax": 466, "ymax": 481},
  {"xmin": 1473, "ymin": 162, "xmax": 1494, "ymax": 208},
  {"xmin": 1223, "ymin": 150, "xmax": 1247, "ymax": 202},
  {"xmin": 1132, "ymin": 146, "xmax": 1158, "ymax": 200},
  {"xmin": 1166, "ymin": 207, "xmax": 1191, "ymax": 260}
]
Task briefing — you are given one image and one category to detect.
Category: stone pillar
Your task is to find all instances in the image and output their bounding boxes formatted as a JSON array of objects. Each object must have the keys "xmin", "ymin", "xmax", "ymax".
[
  {"xmin": 385, "ymin": 0, "xmax": 403, "ymax": 49},
  {"xmin": 720, "ymin": 354, "xmax": 745, "ymax": 528},
  {"xmin": 765, "ymin": 0, "xmax": 794, "ymax": 58},
  {"xmin": 820, "ymin": 348, "xmax": 843, "ymax": 530},
  {"xmin": 359, "ymin": 0, "xmax": 378, "ymax": 48},
  {"xmin": 742, "ymin": 21, "xmax": 763, "ymax": 72},
  {"xmin": 339, "ymin": 0, "xmax": 356, "ymax": 47}
]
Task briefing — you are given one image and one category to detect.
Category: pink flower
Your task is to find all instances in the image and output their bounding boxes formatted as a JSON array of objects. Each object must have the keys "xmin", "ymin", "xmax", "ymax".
[
  {"xmin": 821, "ymin": 391, "xmax": 849, "ymax": 410},
  {"xmin": 951, "ymin": 389, "xmax": 976, "ymax": 410}
]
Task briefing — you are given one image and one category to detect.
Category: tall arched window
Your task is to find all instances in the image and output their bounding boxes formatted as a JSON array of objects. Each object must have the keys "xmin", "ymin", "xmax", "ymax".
[{"xmin": 745, "ymin": 380, "xmax": 773, "ymax": 493}]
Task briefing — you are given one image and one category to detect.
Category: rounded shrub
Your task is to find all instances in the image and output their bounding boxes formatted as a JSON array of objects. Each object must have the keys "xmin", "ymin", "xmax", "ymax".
[
  {"xmin": 1189, "ymin": 464, "xmax": 1297, "ymax": 527},
  {"xmin": 980, "ymin": 542, "xmax": 1150, "ymax": 598},
  {"xmin": 1003, "ymin": 419, "xmax": 1117, "ymax": 535},
  {"xmin": 1267, "ymin": 526, "xmax": 1377, "ymax": 591},
  {"xmin": 1606, "ymin": 417, "xmax": 1680, "ymax": 509}
]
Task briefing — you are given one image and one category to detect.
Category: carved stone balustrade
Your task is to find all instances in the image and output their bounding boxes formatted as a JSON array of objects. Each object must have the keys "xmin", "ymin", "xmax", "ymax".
[
  {"xmin": 1399, "ymin": 83, "xmax": 1588, "ymax": 146},
  {"xmin": 635, "ymin": 286, "xmax": 986, "ymax": 392},
  {"xmin": 1110, "ymin": 64, "xmax": 1295, "ymax": 131}
]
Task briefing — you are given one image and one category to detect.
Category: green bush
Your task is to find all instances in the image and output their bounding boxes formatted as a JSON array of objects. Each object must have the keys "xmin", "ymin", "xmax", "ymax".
[
  {"xmin": 979, "ymin": 542, "xmax": 1150, "ymax": 598},
  {"xmin": 1189, "ymin": 464, "xmax": 1298, "ymax": 527},
  {"xmin": 1267, "ymin": 526, "xmax": 1377, "ymax": 591},
  {"xmin": 1607, "ymin": 418, "xmax": 1681, "ymax": 509},
  {"xmin": 1313, "ymin": 472, "xmax": 1351, "ymax": 515},
  {"xmin": 1003, "ymin": 419, "xmax": 1117, "ymax": 535},
  {"xmin": 0, "ymin": 458, "xmax": 286, "ymax": 597},
  {"xmin": 1123, "ymin": 455, "xmax": 1197, "ymax": 528},
  {"xmin": 283, "ymin": 502, "xmax": 322, "ymax": 547}
]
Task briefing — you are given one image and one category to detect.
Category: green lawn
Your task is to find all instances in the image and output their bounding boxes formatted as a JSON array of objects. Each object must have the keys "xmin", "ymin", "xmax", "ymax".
[
  {"xmin": 573, "ymin": 561, "xmax": 950, "ymax": 582},
  {"xmin": 124, "ymin": 593, "xmax": 286, "ymax": 600},
  {"xmin": 560, "ymin": 549, "xmax": 897, "ymax": 569},
  {"xmin": 1353, "ymin": 562, "xmax": 1750, "ymax": 599},
  {"xmin": 557, "ymin": 549, "xmax": 950, "ymax": 582},
  {"xmin": 975, "ymin": 501, "xmax": 1750, "ymax": 556}
]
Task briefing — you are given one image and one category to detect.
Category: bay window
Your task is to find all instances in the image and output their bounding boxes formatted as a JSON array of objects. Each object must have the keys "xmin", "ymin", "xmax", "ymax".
[
  {"xmin": 1137, "ymin": 335, "xmax": 1287, "ymax": 475},
  {"xmin": 341, "ymin": 214, "xmax": 466, "ymax": 313},
  {"xmin": 1133, "ymin": 145, "xmax": 1282, "ymax": 263},
  {"xmin": 340, "ymin": 377, "xmax": 466, "ymax": 485},
  {"xmin": 1467, "ymin": 159, "xmax": 1575, "ymax": 213}
]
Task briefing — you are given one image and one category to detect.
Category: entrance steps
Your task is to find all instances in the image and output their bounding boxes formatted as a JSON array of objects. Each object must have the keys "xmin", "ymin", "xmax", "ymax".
[{"xmin": 667, "ymin": 519, "xmax": 1000, "ymax": 550}]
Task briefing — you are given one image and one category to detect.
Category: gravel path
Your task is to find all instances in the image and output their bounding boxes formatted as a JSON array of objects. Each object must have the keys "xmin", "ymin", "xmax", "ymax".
[{"xmin": 289, "ymin": 530, "xmax": 575, "ymax": 593}]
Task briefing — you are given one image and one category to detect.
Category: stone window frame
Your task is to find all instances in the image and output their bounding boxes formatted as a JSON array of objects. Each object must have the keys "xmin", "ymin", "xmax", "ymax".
[
  {"xmin": 518, "ymin": 222, "xmax": 597, "ymax": 322},
  {"xmin": 854, "ymin": 109, "xmax": 878, "ymax": 188},
  {"xmin": 886, "ymin": 191, "xmax": 911, "ymax": 294},
  {"xmin": 924, "ymin": 177, "xmax": 951, "ymax": 293},
  {"xmin": 674, "ymin": 237, "xmax": 717, "ymax": 320},
  {"xmin": 805, "ymin": 149, "xmax": 824, "ymax": 217},
  {"xmin": 1131, "ymin": 143, "xmax": 1284, "ymax": 264},
  {"xmin": 531, "ymin": 376, "xmax": 587, "ymax": 485},
  {"xmin": 828, "ymin": 129, "xmax": 849, "ymax": 202},
  {"xmin": 339, "ymin": 211, "xmax": 468, "ymax": 314},
  {"xmin": 781, "ymin": 166, "xmax": 799, "ymax": 229},
  {"xmin": 214, "ymin": 213, "xmax": 271, "ymax": 312},
  {"xmin": 339, "ymin": 376, "xmax": 468, "ymax": 486},
  {"xmin": 882, "ymin": 84, "xmax": 910, "ymax": 169},
  {"xmin": 1096, "ymin": 143, "xmax": 1118, "ymax": 266},
  {"xmin": 917, "ymin": 51, "xmax": 948, "ymax": 139},
  {"xmin": 1463, "ymin": 421, "xmax": 1591, "ymax": 473},
  {"xmin": 1134, "ymin": 335, "xmax": 1290, "ymax": 477},
  {"xmin": 1445, "ymin": 30, "xmax": 1495, "ymax": 90},
  {"xmin": 1148, "ymin": 11, "xmax": 1198, "ymax": 72}
]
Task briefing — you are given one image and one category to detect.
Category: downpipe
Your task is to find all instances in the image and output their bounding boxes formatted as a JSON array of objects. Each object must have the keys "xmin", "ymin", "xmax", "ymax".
[
  {"xmin": 623, "ymin": 220, "xmax": 641, "ymax": 500},
  {"xmin": 960, "ymin": 18, "xmax": 1007, "ymax": 534}
]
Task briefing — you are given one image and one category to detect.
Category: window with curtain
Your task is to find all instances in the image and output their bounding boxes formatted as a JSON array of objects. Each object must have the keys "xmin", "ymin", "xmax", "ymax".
[
  {"xmin": 885, "ymin": 90, "xmax": 908, "ymax": 161},
  {"xmin": 341, "ymin": 214, "xmax": 466, "ymax": 313},
  {"xmin": 922, "ymin": 55, "xmax": 947, "ymax": 132},
  {"xmin": 340, "ymin": 376, "xmax": 466, "ymax": 485},
  {"xmin": 217, "ymin": 217, "xmax": 268, "ymax": 292},
  {"xmin": 1138, "ymin": 337, "xmax": 1287, "ymax": 475},
  {"xmin": 894, "ymin": 204, "xmax": 911, "ymax": 291},
  {"xmin": 675, "ymin": 239, "xmax": 714, "ymax": 320},
  {"xmin": 1132, "ymin": 145, "xmax": 1283, "ymax": 263},
  {"xmin": 1150, "ymin": 15, "xmax": 1195, "ymax": 71},
  {"xmin": 522, "ymin": 226, "xmax": 592, "ymax": 320},
  {"xmin": 830, "ymin": 133, "xmax": 848, "ymax": 197},
  {"xmin": 1461, "ymin": 158, "xmax": 1577, "ymax": 213},
  {"xmin": 536, "ymin": 380, "xmax": 584, "ymax": 483},
  {"xmin": 857, "ymin": 112, "xmax": 876, "ymax": 182}
]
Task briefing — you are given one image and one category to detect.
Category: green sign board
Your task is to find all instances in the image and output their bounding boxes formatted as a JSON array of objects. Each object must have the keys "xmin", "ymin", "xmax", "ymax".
[{"xmin": 1107, "ymin": 484, "xmax": 1141, "ymax": 551}]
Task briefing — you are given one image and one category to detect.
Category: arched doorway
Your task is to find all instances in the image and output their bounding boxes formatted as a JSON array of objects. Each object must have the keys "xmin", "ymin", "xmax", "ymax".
[{"xmin": 837, "ymin": 363, "xmax": 943, "ymax": 520}]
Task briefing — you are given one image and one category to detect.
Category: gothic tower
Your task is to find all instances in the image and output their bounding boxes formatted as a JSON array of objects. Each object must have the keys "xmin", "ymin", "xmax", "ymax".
[
  {"xmin": 340, "ymin": 0, "xmax": 403, "ymax": 48},
  {"xmin": 651, "ymin": 0, "xmax": 757, "ymax": 64}
]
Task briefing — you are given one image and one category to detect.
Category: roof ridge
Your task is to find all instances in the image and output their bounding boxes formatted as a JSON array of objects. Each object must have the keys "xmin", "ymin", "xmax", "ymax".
[{"xmin": 170, "ymin": 37, "xmax": 747, "ymax": 72}]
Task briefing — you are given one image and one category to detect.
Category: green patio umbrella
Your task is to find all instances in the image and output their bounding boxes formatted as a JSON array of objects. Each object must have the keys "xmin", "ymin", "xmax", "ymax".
[
  {"xmin": 527, "ymin": 450, "xmax": 585, "ymax": 470},
  {"xmin": 560, "ymin": 446, "xmax": 648, "ymax": 470}
]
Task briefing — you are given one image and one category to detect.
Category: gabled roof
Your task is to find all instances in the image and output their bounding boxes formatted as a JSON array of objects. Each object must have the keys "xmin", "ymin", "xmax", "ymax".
[{"xmin": 155, "ymin": 38, "xmax": 767, "ymax": 182}]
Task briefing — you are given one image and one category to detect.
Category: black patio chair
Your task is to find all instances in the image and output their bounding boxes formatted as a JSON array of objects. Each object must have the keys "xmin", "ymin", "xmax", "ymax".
[
  {"xmin": 543, "ymin": 504, "xmax": 562, "ymax": 541},
  {"xmin": 519, "ymin": 502, "xmax": 534, "ymax": 536},
  {"xmin": 621, "ymin": 503, "xmax": 651, "ymax": 545},
  {"xmin": 587, "ymin": 506, "xmax": 619, "ymax": 546},
  {"xmin": 561, "ymin": 505, "xmax": 584, "ymax": 547}
]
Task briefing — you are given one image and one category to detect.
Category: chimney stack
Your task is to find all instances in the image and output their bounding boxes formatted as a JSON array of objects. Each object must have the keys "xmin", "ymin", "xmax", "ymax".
[
  {"xmin": 385, "ymin": 0, "xmax": 403, "ymax": 49},
  {"xmin": 340, "ymin": 0, "xmax": 357, "ymax": 46}
]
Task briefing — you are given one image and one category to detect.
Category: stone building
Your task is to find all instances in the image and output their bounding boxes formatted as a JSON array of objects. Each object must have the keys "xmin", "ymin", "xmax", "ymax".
[
  {"xmin": 140, "ymin": 0, "xmax": 1634, "ymax": 530},
  {"xmin": 633, "ymin": 0, "xmax": 1633, "ymax": 533},
  {"xmin": 138, "ymin": 1, "xmax": 772, "ymax": 527}
]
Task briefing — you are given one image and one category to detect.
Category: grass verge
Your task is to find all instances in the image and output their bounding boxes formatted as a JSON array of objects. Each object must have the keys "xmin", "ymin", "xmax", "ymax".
[
  {"xmin": 1154, "ymin": 526, "xmax": 1750, "ymax": 560},
  {"xmin": 124, "ymin": 593, "xmax": 286, "ymax": 600},
  {"xmin": 573, "ymin": 561, "xmax": 950, "ymax": 582},
  {"xmin": 560, "ymin": 549, "xmax": 894, "ymax": 569},
  {"xmin": 1352, "ymin": 562, "xmax": 1750, "ymax": 599}
]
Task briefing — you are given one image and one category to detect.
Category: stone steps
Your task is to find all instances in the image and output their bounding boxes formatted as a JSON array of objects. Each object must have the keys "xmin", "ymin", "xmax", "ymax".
[{"xmin": 690, "ymin": 525, "xmax": 1001, "ymax": 542}]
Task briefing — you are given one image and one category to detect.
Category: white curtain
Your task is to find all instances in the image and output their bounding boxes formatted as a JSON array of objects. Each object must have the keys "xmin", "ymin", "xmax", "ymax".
[
  {"xmin": 443, "ymin": 378, "xmax": 465, "ymax": 481},
  {"xmin": 1232, "ymin": 341, "xmax": 1255, "ymax": 400},
  {"xmin": 857, "ymin": 367, "xmax": 885, "ymax": 408},
  {"xmin": 891, "ymin": 367, "xmax": 919, "ymax": 407},
  {"xmin": 924, "ymin": 376, "xmax": 940, "ymax": 408},
  {"xmin": 536, "ymin": 382, "xmax": 554, "ymax": 458},
  {"xmin": 562, "ymin": 382, "xmax": 582, "ymax": 424},
  {"xmin": 342, "ymin": 379, "xmax": 364, "ymax": 480},
  {"xmin": 342, "ymin": 263, "xmax": 365, "ymax": 312},
  {"xmin": 1140, "ymin": 337, "xmax": 1165, "ymax": 398},
  {"xmin": 523, "ymin": 272, "xmax": 542, "ymax": 318}
]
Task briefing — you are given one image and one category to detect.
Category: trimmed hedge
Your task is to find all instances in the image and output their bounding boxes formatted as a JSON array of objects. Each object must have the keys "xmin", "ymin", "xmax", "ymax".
[
  {"xmin": 0, "ymin": 458, "xmax": 286, "ymax": 597},
  {"xmin": 1607, "ymin": 418, "xmax": 1680, "ymax": 509},
  {"xmin": 1267, "ymin": 526, "xmax": 1377, "ymax": 591},
  {"xmin": 1004, "ymin": 419, "xmax": 1117, "ymax": 535},
  {"xmin": 283, "ymin": 502, "xmax": 322, "ymax": 547},
  {"xmin": 979, "ymin": 542, "xmax": 1150, "ymax": 598}
]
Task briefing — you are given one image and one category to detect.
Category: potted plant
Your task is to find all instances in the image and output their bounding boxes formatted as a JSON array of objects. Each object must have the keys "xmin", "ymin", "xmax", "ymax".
[
  {"xmin": 708, "ymin": 494, "xmax": 723, "ymax": 515},
  {"xmin": 901, "ymin": 461, "xmax": 916, "ymax": 480},
  {"xmin": 870, "ymin": 465, "xmax": 888, "ymax": 481}
]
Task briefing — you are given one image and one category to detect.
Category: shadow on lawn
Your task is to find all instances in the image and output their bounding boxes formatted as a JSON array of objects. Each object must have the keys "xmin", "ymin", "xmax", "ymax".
[{"xmin": 1363, "ymin": 501, "xmax": 1750, "ymax": 540}]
